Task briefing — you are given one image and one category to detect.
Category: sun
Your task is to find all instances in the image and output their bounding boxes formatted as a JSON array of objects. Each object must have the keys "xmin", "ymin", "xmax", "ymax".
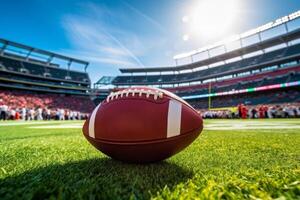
[{"xmin": 183, "ymin": 0, "xmax": 239, "ymax": 41}]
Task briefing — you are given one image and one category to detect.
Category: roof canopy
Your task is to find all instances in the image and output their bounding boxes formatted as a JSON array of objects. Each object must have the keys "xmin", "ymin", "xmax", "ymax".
[{"xmin": 0, "ymin": 38, "xmax": 89, "ymax": 71}]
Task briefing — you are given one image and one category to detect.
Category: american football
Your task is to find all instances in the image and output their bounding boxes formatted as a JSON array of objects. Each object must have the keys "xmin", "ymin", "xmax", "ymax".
[{"xmin": 83, "ymin": 87, "xmax": 203, "ymax": 163}]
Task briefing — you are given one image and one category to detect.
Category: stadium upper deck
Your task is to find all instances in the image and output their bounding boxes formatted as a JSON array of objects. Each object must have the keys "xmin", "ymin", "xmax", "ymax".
[
  {"xmin": 103, "ymin": 10, "xmax": 300, "ymax": 88},
  {"xmin": 0, "ymin": 39, "xmax": 91, "ymax": 95},
  {"xmin": 113, "ymin": 43, "xmax": 300, "ymax": 85}
]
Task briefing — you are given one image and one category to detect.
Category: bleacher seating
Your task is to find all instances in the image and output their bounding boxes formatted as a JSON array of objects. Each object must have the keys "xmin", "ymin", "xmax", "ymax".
[
  {"xmin": 0, "ymin": 55, "xmax": 89, "ymax": 83},
  {"xmin": 174, "ymin": 66, "xmax": 300, "ymax": 97},
  {"xmin": 0, "ymin": 90, "xmax": 94, "ymax": 113},
  {"xmin": 0, "ymin": 72, "xmax": 85, "ymax": 89},
  {"xmin": 189, "ymin": 88, "xmax": 300, "ymax": 109},
  {"xmin": 289, "ymin": 73, "xmax": 300, "ymax": 82},
  {"xmin": 113, "ymin": 43, "xmax": 300, "ymax": 85}
]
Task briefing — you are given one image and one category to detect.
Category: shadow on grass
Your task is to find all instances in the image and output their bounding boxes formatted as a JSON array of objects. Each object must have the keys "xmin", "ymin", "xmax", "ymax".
[{"xmin": 0, "ymin": 158, "xmax": 193, "ymax": 199}]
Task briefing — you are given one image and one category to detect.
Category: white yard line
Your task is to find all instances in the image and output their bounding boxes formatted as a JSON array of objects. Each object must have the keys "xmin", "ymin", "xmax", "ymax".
[
  {"xmin": 26, "ymin": 122, "xmax": 300, "ymax": 130},
  {"xmin": 205, "ymin": 125, "xmax": 300, "ymax": 130},
  {"xmin": 204, "ymin": 120, "xmax": 300, "ymax": 130},
  {"xmin": 0, "ymin": 119, "xmax": 296, "ymax": 130},
  {"xmin": 0, "ymin": 121, "xmax": 84, "ymax": 126},
  {"xmin": 28, "ymin": 124, "xmax": 83, "ymax": 129}
]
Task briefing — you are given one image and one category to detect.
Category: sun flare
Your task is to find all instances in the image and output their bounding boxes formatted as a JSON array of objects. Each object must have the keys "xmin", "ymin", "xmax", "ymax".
[{"xmin": 183, "ymin": 0, "xmax": 239, "ymax": 40}]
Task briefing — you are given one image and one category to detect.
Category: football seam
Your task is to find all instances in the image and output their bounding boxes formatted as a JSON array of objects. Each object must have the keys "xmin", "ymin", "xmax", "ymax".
[{"xmin": 103, "ymin": 96, "xmax": 169, "ymax": 105}]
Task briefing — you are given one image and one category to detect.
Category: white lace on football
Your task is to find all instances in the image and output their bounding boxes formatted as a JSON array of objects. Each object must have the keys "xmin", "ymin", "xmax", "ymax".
[{"xmin": 106, "ymin": 89, "xmax": 163, "ymax": 102}]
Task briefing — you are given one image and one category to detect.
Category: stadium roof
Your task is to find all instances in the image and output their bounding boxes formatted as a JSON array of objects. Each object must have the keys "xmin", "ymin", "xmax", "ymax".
[{"xmin": 0, "ymin": 38, "xmax": 89, "ymax": 71}]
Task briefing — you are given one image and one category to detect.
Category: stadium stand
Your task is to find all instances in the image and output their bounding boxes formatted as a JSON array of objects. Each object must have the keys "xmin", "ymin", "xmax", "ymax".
[
  {"xmin": 0, "ymin": 90, "xmax": 94, "ymax": 113},
  {"xmin": 0, "ymin": 39, "xmax": 95, "ymax": 119},
  {"xmin": 0, "ymin": 39, "xmax": 91, "ymax": 95},
  {"xmin": 171, "ymin": 66, "xmax": 300, "ymax": 96},
  {"xmin": 95, "ymin": 12, "xmax": 300, "ymax": 111},
  {"xmin": 112, "ymin": 43, "xmax": 300, "ymax": 85},
  {"xmin": 189, "ymin": 88, "xmax": 300, "ymax": 109}
]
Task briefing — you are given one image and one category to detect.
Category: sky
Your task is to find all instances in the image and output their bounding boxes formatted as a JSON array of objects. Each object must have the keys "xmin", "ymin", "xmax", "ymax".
[{"xmin": 0, "ymin": 0, "xmax": 300, "ymax": 83}]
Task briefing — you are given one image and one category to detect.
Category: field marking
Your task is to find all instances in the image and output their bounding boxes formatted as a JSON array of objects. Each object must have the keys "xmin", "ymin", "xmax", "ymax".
[
  {"xmin": 0, "ymin": 121, "xmax": 72, "ymax": 126},
  {"xmin": 0, "ymin": 119, "xmax": 297, "ymax": 130},
  {"xmin": 205, "ymin": 120, "xmax": 300, "ymax": 130},
  {"xmin": 205, "ymin": 120, "xmax": 300, "ymax": 125},
  {"xmin": 205, "ymin": 125, "xmax": 300, "ymax": 130},
  {"xmin": 28, "ymin": 123, "xmax": 83, "ymax": 129}
]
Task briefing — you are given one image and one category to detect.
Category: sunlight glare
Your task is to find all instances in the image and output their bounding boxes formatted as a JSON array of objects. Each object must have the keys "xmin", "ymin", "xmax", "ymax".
[
  {"xmin": 183, "ymin": 34, "xmax": 190, "ymax": 41},
  {"xmin": 184, "ymin": 0, "xmax": 239, "ymax": 40}
]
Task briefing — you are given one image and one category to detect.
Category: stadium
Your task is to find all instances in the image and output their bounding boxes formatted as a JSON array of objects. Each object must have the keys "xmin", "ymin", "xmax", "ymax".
[
  {"xmin": 0, "ymin": 1, "xmax": 299, "ymax": 200},
  {"xmin": 96, "ymin": 10, "xmax": 300, "ymax": 119}
]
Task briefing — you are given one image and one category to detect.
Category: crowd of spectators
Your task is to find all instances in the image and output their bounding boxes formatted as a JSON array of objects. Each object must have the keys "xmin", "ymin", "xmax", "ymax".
[
  {"xmin": 0, "ymin": 90, "xmax": 94, "ymax": 121},
  {"xmin": 0, "ymin": 105, "xmax": 88, "ymax": 121},
  {"xmin": 201, "ymin": 103, "xmax": 300, "ymax": 119},
  {"xmin": 1, "ymin": 89, "xmax": 300, "ymax": 121},
  {"xmin": 189, "ymin": 89, "xmax": 300, "ymax": 110}
]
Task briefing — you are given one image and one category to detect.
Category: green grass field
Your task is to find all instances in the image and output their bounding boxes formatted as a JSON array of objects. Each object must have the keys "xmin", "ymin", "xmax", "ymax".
[{"xmin": 0, "ymin": 119, "xmax": 299, "ymax": 199}]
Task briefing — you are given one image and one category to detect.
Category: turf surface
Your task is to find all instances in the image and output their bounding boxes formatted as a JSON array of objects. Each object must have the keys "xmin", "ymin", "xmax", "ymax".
[{"xmin": 0, "ymin": 119, "xmax": 299, "ymax": 199}]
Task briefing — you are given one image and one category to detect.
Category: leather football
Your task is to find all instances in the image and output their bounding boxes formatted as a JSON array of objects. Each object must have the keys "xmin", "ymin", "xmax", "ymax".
[{"xmin": 83, "ymin": 87, "xmax": 203, "ymax": 163}]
